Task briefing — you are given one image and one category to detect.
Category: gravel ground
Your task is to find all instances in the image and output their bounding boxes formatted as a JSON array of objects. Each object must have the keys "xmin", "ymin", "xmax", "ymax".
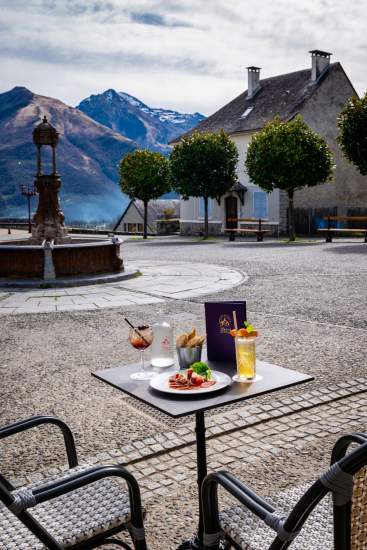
[
  {"xmin": 1, "ymin": 238, "xmax": 366, "ymax": 458},
  {"xmin": 0, "ymin": 236, "xmax": 366, "ymax": 548}
]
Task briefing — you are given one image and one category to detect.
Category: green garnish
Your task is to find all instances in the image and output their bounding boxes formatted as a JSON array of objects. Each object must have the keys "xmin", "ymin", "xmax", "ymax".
[
  {"xmin": 244, "ymin": 321, "xmax": 254, "ymax": 334},
  {"xmin": 190, "ymin": 361, "xmax": 212, "ymax": 380}
]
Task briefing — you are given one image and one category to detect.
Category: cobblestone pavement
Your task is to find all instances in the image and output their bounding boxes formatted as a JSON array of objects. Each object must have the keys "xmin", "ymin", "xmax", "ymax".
[
  {"xmin": 0, "ymin": 236, "xmax": 366, "ymax": 548},
  {"xmin": 6, "ymin": 381, "xmax": 367, "ymax": 548},
  {"xmin": 0, "ymin": 261, "xmax": 245, "ymax": 314}
]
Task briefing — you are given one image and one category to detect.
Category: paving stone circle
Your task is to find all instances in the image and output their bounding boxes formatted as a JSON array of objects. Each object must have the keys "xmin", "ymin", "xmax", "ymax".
[{"xmin": 0, "ymin": 261, "xmax": 247, "ymax": 315}]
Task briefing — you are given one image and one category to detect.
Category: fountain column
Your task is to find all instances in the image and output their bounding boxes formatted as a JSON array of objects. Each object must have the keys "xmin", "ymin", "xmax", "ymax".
[{"xmin": 30, "ymin": 116, "xmax": 70, "ymax": 244}]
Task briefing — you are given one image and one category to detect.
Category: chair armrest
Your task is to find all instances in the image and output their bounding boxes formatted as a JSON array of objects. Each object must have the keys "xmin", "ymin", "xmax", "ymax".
[
  {"xmin": 0, "ymin": 415, "xmax": 78, "ymax": 468},
  {"xmin": 201, "ymin": 470, "xmax": 276, "ymax": 549},
  {"xmin": 331, "ymin": 433, "xmax": 367, "ymax": 465},
  {"xmin": 32, "ymin": 465, "xmax": 145, "ymax": 540}
]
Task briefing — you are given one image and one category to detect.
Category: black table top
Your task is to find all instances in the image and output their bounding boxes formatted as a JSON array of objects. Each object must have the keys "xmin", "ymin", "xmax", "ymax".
[{"xmin": 92, "ymin": 356, "xmax": 314, "ymax": 418}]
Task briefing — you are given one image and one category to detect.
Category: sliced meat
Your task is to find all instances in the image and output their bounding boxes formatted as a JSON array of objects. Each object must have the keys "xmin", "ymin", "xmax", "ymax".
[{"xmin": 200, "ymin": 380, "xmax": 216, "ymax": 388}]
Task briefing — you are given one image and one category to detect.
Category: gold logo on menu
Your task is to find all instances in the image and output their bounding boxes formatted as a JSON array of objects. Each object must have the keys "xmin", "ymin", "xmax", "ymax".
[{"xmin": 219, "ymin": 314, "xmax": 232, "ymax": 334}]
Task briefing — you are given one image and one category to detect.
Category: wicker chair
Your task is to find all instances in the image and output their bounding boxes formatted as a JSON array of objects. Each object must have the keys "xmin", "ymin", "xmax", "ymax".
[
  {"xmin": 202, "ymin": 433, "xmax": 367, "ymax": 550},
  {"xmin": 0, "ymin": 415, "xmax": 147, "ymax": 549}
]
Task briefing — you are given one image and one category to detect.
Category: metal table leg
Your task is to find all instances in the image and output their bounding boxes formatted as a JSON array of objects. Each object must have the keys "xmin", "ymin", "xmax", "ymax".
[{"xmin": 177, "ymin": 411, "xmax": 207, "ymax": 549}]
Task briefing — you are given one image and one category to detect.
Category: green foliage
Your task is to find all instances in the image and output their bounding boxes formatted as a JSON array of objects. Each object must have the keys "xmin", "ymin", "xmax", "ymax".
[
  {"xmin": 119, "ymin": 149, "xmax": 171, "ymax": 238},
  {"xmin": 170, "ymin": 130, "xmax": 238, "ymax": 237},
  {"xmin": 119, "ymin": 149, "xmax": 171, "ymax": 202},
  {"xmin": 245, "ymin": 116, "xmax": 334, "ymax": 193},
  {"xmin": 170, "ymin": 130, "xmax": 238, "ymax": 200},
  {"xmin": 244, "ymin": 321, "xmax": 254, "ymax": 333},
  {"xmin": 337, "ymin": 93, "xmax": 367, "ymax": 176},
  {"xmin": 245, "ymin": 116, "xmax": 333, "ymax": 240},
  {"xmin": 191, "ymin": 362, "xmax": 212, "ymax": 379}
]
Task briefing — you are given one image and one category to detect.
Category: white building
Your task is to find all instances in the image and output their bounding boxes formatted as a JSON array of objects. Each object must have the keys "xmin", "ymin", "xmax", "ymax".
[
  {"xmin": 171, "ymin": 50, "xmax": 364, "ymax": 236},
  {"xmin": 114, "ymin": 199, "xmax": 179, "ymax": 234},
  {"xmin": 176, "ymin": 129, "xmax": 284, "ymax": 236}
]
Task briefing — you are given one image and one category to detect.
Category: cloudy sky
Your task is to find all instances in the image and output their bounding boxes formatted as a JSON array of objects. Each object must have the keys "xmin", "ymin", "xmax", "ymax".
[{"xmin": 1, "ymin": 0, "xmax": 366, "ymax": 115}]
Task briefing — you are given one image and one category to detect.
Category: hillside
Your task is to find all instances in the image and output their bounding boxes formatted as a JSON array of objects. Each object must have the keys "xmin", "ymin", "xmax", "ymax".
[
  {"xmin": 0, "ymin": 87, "xmax": 135, "ymax": 222},
  {"xmin": 77, "ymin": 89, "xmax": 205, "ymax": 154}
]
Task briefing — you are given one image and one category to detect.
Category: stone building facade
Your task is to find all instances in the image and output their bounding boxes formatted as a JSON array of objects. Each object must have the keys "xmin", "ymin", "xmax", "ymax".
[{"xmin": 172, "ymin": 50, "xmax": 366, "ymax": 236}]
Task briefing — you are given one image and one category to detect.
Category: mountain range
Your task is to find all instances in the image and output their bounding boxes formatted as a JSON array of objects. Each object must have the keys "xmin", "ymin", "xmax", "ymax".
[
  {"xmin": 0, "ymin": 87, "xmax": 204, "ymax": 222},
  {"xmin": 77, "ymin": 89, "xmax": 204, "ymax": 155}
]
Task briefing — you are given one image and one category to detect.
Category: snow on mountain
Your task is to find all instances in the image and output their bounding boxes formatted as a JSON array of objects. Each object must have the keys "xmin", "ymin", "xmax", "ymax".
[{"xmin": 77, "ymin": 90, "xmax": 205, "ymax": 154}]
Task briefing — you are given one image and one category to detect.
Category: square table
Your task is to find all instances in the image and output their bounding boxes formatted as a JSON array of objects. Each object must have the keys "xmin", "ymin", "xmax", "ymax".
[{"xmin": 93, "ymin": 357, "xmax": 313, "ymax": 549}]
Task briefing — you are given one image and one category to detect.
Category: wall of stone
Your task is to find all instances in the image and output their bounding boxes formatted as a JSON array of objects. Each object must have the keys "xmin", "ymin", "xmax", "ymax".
[
  {"xmin": 180, "ymin": 221, "xmax": 222, "ymax": 236},
  {"xmin": 157, "ymin": 219, "xmax": 180, "ymax": 235},
  {"xmin": 295, "ymin": 64, "xmax": 367, "ymax": 210}
]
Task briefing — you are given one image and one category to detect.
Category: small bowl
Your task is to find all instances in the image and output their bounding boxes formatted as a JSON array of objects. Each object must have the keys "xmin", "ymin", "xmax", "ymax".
[{"xmin": 176, "ymin": 346, "xmax": 202, "ymax": 370}]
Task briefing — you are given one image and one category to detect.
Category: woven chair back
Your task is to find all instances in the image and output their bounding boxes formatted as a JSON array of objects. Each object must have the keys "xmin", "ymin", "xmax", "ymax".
[{"xmin": 351, "ymin": 467, "xmax": 367, "ymax": 550}]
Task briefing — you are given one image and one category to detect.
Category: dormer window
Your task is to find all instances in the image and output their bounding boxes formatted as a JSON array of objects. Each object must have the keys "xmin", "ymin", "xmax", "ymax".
[{"xmin": 240, "ymin": 106, "xmax": 254, "ymax": 119}]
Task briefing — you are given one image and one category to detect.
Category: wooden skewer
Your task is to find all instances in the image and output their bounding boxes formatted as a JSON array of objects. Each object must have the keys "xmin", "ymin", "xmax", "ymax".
[{"xmin": 232, "ymin": 310, "xmax": 238, "ymax": 331}]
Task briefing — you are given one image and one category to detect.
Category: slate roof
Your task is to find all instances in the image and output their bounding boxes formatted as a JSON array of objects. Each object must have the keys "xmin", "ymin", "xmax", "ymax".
[
  {"xmin": 133, "ymin": 199, "xmax": 180, "ymax": 220},
  {"xmin": 173, "ymin": 62, "xmax": 342, "ymax": 141},
  {"xmin": 114, "ymin": 199, "xmax": 180, "ymax": 231}
]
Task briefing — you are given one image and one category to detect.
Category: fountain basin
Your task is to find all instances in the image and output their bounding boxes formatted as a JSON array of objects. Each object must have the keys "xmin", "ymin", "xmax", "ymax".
[{"xmin": 0, "ymin": 237, "xmax": 133, "ymax": 285}]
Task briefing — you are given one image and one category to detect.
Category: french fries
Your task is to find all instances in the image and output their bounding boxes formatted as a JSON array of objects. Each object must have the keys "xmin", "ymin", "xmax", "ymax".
[
  {"xmin": 176, "ymin": 328, "xmax": 206, "ymax": 348},
  {"xmin": 176, "ymin": 333, "xmax": 188, "ymax": 347}
]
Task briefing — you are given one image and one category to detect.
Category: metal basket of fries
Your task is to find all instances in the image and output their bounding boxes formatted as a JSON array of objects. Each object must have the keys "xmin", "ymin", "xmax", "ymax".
[{"xmin": 176, "ymin": 329, "xmax": 205, "ymax": 370}]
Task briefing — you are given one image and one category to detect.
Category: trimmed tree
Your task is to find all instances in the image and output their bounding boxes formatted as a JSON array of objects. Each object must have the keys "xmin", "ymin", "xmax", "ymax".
[
  {"xmin": 170, "ymin": 130, "xmax": 238, "ymax": 238},
  {"xmin": 245, "ymin": 116, "xmax": 333, "ymax": 241},
  {"xmin": 337, "ymin": 93, "xmax": 367, "ymax": 175},
  {"xmin": 119, "ymin": 150, "xmax": 171, "ymax": 239}
]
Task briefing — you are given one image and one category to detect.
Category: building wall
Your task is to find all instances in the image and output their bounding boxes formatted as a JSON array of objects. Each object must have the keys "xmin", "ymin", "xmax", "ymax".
[
  {"xmin": 295, "ymin": 64, "xmax": 367, "ymax": 211},
  {"xmin": 180, "ymin": 133, "xmax": 284, "ymax": 235}
]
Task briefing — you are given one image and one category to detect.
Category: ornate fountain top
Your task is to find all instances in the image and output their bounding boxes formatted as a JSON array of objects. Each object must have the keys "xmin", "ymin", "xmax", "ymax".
[{"xmin": 33, "ymin": 115, "xmax": 59, "ymax": 147}]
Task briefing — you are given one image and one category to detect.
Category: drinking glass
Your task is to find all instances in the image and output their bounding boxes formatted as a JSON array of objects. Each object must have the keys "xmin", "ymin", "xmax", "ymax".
[
  {"xmin": 128, "ymin": 326, "xmax": 154, "ymax": 380},
  {"xmin": 233, "ymin": 335, "xmax": 257, "ymax": 382}
]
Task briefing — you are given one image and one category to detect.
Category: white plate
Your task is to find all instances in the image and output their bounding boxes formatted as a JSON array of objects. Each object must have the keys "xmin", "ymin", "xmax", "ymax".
[{"xmin": 150, "ymin": 370, "xmax": 232, "ymax": 395}]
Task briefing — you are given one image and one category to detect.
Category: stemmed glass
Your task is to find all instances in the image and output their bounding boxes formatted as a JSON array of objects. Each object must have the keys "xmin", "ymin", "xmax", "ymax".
[{"xmin": 128, "ymin": 325, "xmax": 154, "ymax": 380}]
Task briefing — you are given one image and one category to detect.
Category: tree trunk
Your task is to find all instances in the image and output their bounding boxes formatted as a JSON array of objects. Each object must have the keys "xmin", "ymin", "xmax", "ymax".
[
  {"xmin": 143, "ymin": 200, "xmax": 148, "ymax": 239},
  {"xmin": 203, "ymin": 196, "xmax": 209, "ymax": 239},
  {"xmin": 287, "ymin": 189, "xmax": 295, "ymax": 241}
]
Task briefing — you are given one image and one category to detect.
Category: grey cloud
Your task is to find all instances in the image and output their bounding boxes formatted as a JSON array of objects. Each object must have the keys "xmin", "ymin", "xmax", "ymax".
[
  {"xmin": 0, "ymin": 42, "xmax": 213, "ymax": 75},
  {"xmin": 130, "ymin": 11, "xmax": 193, "ymax": 28},
  {"xmin": 0, "ymin": 0, "xmax": 366, "ymax": 112}
]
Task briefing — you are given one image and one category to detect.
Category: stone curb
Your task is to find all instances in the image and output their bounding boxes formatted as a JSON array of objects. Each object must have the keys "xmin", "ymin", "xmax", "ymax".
[{"xmin": 0, "ymin": 267, "xmax": 141, "ymax": 289}]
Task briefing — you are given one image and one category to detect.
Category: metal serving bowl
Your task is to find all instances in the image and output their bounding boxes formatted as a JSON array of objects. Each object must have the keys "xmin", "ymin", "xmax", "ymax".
[{"xmin": 176, "ymin": 346, "xmax": 202, "ymax": 370}]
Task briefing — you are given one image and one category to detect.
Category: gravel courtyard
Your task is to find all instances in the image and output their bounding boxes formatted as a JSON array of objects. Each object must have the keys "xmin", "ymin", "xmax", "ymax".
[{"xmin": 1, "ymin": 235, "xmax": 366, "ymax": 548}]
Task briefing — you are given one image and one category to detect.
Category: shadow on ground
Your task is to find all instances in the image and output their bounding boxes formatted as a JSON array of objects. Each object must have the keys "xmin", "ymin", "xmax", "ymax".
[
  {"xmin": 323, "ymin": 244, "xmax": 367, "ymax": 255},
  {"xmin": 223, "ymin": 241, "xmax": 323, "ymax": 248},
  {"xmin": 130, "ymin": 240, "xmax": 219, "ymax": 247}
]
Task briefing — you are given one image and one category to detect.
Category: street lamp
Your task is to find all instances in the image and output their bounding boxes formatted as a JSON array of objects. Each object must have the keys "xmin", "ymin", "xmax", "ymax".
[{"xmin": 20, "ymin": 184, "xmax": 37, "ymax": 233}]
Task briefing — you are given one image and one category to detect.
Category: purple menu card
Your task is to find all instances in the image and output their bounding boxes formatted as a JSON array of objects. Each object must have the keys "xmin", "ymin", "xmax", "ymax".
[{"xmin": 204, "ymin": 301, "xmax": 247, "ymax": 363}]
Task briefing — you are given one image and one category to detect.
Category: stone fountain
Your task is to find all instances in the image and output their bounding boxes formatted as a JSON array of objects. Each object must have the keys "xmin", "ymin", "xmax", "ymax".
[{"xmin": 0, "ymin": 116, "xmax": 134, "ymax": 287}]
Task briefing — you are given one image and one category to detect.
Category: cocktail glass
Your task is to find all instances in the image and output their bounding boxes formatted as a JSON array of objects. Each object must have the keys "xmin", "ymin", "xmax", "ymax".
[
  {"xmin": 233, "ymin": 334, "xmax": 257, "ymax": 382},
  {"xmin": 129, "ymin": 326, "xmax": 154, "ymax": 380}
]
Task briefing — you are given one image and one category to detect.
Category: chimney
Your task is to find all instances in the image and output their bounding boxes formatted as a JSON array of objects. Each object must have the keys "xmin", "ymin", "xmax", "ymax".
[
  {"xmin": 309, "ymin": 50, "xmax": 332, "ymax": 81},
  {"xmin": 247, "ymin": 66, "xmax": 261, "ymax": 98}
]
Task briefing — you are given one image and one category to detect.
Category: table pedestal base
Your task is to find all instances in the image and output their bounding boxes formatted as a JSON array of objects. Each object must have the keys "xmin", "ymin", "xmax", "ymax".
[
  {"xmin": 177, "ymin": 411, "xmax": 207, "ymax": 549},
  {"xmin": 177, "ymin": 536, "xmax": 229, "ymax": 549},
  {"xmin": 177, "ymin": 535, "xmax": 202, "ymax": 549}
]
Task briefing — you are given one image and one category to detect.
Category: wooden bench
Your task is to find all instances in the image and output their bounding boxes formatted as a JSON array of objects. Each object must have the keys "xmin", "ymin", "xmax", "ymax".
[
  {"xmin": 224, "ymin": 218, "xmax": 273, "ymax": 242},
  {"xmin": 318, "ymin": 216, "xmax": 367, "ymax": 243}
]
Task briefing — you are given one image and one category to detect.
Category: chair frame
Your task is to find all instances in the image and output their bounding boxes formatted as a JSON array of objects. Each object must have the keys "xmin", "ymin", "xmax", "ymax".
[
  {"xmin": 202, "ymin": 433, "xmax": 367, "ymax": 550},
  {"xmin": 0, "ymin": 415, "xmax": 147, "ymax": 550}
]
